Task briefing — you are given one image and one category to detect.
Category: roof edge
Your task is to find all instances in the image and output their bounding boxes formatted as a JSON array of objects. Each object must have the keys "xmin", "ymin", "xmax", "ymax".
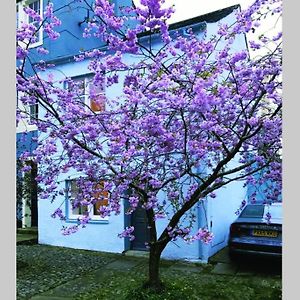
[
  {"xmin": 169, "ymin": 4, "xmax": 241, "ymax": 30},
  {"xmin": 137, "ymin": 4, "xmax": 240, "ymax": 39}
]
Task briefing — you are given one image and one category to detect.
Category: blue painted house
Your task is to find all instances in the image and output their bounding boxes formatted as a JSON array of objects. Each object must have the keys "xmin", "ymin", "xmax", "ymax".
[
  {"xmin": 16, "ymin": 0, "xmax": 110, "ymax": 228},
  {"xmin": 17, "ymin": 0, "xmax": 252, "ymax": 262}
]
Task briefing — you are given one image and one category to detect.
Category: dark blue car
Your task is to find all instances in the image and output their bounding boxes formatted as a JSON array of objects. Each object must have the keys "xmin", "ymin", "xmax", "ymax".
[{"xmin": 229, "ymin": 203, "xmax": 282, "ymax": 259}]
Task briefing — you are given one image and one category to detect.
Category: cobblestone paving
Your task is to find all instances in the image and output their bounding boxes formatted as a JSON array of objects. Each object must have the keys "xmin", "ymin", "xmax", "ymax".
[{"xmin": 17, "ymin": 245, "xmax": 117, "ymax": 300}]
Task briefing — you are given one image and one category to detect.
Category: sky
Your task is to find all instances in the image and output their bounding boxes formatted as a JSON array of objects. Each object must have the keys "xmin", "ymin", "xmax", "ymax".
[
  {"xmin": 133, "ymin": 0, "xmax": 256, "ymax": 24},
  {"xmin": 133, "ymin": 0, "xmax": 282, "ymax": 58},
  {"xmin": 160, "ymin": 0, "xmax": 256, "ymax": 23}
]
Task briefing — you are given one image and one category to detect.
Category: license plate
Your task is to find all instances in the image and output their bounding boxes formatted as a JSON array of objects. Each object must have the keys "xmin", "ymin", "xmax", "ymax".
[{"xmin": 252, "ymin": 230, "xmax": 278, "ymax": 238}]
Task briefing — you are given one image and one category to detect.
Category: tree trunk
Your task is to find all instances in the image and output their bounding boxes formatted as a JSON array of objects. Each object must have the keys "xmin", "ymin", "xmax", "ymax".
[
  {"xmin": 144, "ymin": 244, "xmax": 164, "ymax": 291},
  {"xmin": 142, "ymin": 200, "xmax": 168, "ymax": 291}
]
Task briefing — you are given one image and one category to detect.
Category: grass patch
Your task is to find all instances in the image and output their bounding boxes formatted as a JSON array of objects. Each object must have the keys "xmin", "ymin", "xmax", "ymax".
[{"xmin": 74, "ymin": 266, "xmax": 281, "ymax": 300}]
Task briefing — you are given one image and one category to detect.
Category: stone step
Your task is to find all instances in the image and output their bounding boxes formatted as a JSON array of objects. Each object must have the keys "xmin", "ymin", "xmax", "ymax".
[
  {"xmin": 17, "ymin": 227, "xmax": 38, "ymax": 235},
  {"xmin": 123, "ymin": 250, "xmax": 150, "ymax": 258},
  {"xmin": 16, "ymin": 234, "xmax": 38, "ymax": 245}
]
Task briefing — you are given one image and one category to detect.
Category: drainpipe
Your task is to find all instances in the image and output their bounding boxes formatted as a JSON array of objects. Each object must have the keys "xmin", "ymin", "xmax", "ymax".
[
  {"xmin": 195, "ymin": 163, "xmax": 210, "ymax": 262},
  {"xmin": 197, "ymin": 198, "xmax": 210, "ymax": 263},
  {"xmin": 197, "ymin": 201, "xmax": 202, "ymax": 260}
]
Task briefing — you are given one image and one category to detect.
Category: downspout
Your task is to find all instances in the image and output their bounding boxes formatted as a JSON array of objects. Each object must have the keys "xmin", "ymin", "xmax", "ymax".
[
  {"xmin": 197, "ymin": 201, "xmax": 203, "ymax": 260},
  {"xmin": 195, "ymin": 162, "xmax": 210, "ymax": 262}
]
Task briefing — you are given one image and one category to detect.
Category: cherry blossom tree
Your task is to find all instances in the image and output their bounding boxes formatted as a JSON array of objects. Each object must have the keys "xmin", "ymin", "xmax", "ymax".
[{"xmin": 16, "ymin": 0, "xmax": 282, "ymax": 290}]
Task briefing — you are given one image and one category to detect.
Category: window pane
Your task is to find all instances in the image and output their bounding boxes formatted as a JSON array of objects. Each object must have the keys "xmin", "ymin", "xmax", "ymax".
[
  {"xmin": 89, "ymin": 80, "xmax": 105, "ymax": 112},
  {"xmin": 72, "ymin": 204, "xmax": 89, "ymax": 215},
  {"xmin": 29, "ymin": 104, "xmax": 38, "ymax": 120},
  {"xmin": 72, "ymin": 206, "xmax": 80, "ymax": 215},
  {"xmin": 16, "ymin": 5, "xmax": 19, "ymax": 28},
  {"xmin": 71, "ymin": 76, "xmax": 88, "ymax": 103},
  {"xmin": 28, "ymin": 0, "xmax": 42, "ymax": 43},
  {"xmin": 69, "ymin": 180, "xmax": 79, "ymax": 215},
  {"xmin": 93, "ymin": 182, "xmax": 109, "ymax": 215},
  {"xmin": 29, "ymin": 1, "xmax": 40, "ymax": 15},
  {"xmin": 28, "ymin": 0, "xmax": 40, "ymax": 23},
  {"xmin": 90, "ymin": 95, "xmax": 105, "ymax": 112},
  {"xmin": 74, "ymin": 79, "xmax": 85, "ymax": 96},
  {"xmin": 93, "ymin": 198, "xmax": 109, "ymax": 215},
  {"xmin": 70, "ymin": 180, "xmax": 79, "ymax": 198}
]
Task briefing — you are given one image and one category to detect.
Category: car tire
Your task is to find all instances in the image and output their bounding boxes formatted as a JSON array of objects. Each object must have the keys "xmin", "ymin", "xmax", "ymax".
[{"xmin": 229, "ymin": 250, "xmax": 239, "ymax": 262}]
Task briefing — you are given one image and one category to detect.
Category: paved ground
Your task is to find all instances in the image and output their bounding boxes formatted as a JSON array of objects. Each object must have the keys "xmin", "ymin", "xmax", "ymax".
[
  {"xmin": 17, "ymin": 227, "xmax": 38, "ymax": 245},
  {"xmin": 17, "ymin": 233, "xmax": 38, "ymax": 244},
  {"xmin": 209, "ymin": 246, "xmax": 282, "ymax": 277},
  {"xmin": 16, "ymin": 230, "xmax": 282, "ymax": 299}
]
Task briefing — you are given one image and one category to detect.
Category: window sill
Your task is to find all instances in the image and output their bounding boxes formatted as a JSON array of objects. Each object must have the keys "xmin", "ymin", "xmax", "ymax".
[
  {"xmin": 29, "ymin": 40, "xmax": 43, "ymax": 49},
  {"xmin": 65, "ymin": 218, "xmax": 109, "ymax": 225},
  {"xmin": 16, "ymin": 124, "xmax": 38, "ymax": 133}
]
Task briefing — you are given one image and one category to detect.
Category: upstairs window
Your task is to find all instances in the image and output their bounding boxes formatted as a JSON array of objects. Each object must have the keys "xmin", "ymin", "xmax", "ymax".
[
  {"xmin": 16, "ymin": 3, "xmax": 19, "ymax": 29},
  {"xmin": 29, "ymin": 103, "xmax": 39, "ymax": 121},
  {"xmin": 16, "ymin": 90, "xmax": 39, "ymax": 130},
  {"xmin": 17, "ymin": 0, "xmax": 43, "ymax": 47},
  {"xmin": 66, "ymin": 74, "xmax": 106, "ymax": 113}
]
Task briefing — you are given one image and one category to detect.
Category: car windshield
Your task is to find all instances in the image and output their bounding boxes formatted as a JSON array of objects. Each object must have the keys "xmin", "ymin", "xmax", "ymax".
[{"xmin": 239, "ymin": 205, "xmax": 264, "ymax": 218}]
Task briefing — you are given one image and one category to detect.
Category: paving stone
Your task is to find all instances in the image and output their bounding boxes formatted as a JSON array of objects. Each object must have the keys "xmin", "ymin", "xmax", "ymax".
[
  {"xmin": 92, "ymin": 268, "xmax": 112, "ymax": 281},
  {"xmin": 17, "ymin": 245, "xmax": 118, "ymax": 299},
  {"xmin": 38, "ymin": 277, "xmax": 95, "ymax": 298},
  {"xmin": 17, "ymin": 227, "xmax": 38, "ymax": 234},
  {"xmin": 211, "ymin": 263, "xmax": 238, "ymax": 275},
  {"xmin": 168, "ymin": 263, "xmax": 204, "ymax": 274},
  {"xmin": 17, "ymin": 234, "xmax": 37, "ymax": 242},
  {"xmin": 30, "ymin": 296, "xmax": 73, "ymax": 300},
  {"xmin": 103, "ymin": 259, "xmax": 141, "ymax": 271},
  {"xmin": 209, "ymin": 247, "xmax": 231, "ymax": 264},
  {"xmin": 236, "ymin": 265, "xmax": 257, "ymax": 276},
  {"xmin": 236, "ymin": 269, "xmax": 256, "ymax": 276},
  {"xmin": 124, "ymin": 250, "xmax": 150, "ymax": 258}
]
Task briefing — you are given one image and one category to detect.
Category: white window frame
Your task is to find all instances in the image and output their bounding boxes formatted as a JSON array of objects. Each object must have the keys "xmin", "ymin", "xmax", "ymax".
[
  {"xmin": 17, "ymin": 0, "xmax": 43, "ymax": 48},
  {"xmin": 16, "ymin": 91, "xmax": 38, "ymax": 133},
  {"xmin": 65, "ymin": 74, "xmax": 106, "ymax": 113},
  {"xmin": 65, "ymin": 179, "xmax": 109, "ymax": 223}
]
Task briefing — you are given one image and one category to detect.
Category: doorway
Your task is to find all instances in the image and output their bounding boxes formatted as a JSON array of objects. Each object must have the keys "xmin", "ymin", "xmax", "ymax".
[
  {"xmin": 16, "ymin": 160, "xmax": 38, "ymax": 228},
  {"xmin": 130, "ymin": 204, "xmax": 150, "ymax": 251}
]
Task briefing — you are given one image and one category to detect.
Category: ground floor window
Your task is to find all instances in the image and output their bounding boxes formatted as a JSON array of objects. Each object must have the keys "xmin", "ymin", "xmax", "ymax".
[{"xmin": 66, "ymin": 179, "xmax": 109, "ymax": 222}]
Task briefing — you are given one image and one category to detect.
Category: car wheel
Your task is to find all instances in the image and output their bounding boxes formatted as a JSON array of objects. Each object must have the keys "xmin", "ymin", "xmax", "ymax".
[{"xmin": 229, "ymin": 250, "xmax": 239, "ymax": 262}]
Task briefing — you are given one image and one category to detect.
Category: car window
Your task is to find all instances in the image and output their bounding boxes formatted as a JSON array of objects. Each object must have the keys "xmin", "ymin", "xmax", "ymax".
[{"xmin": 239, "ymin": 205, "xmax": 264, "ymax": 218}]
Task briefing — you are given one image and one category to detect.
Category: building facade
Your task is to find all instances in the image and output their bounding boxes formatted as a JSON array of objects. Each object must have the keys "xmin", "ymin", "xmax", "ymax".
[{"xmin": 17, "ymin": 1, "xmax": 250, "ymax": 262}]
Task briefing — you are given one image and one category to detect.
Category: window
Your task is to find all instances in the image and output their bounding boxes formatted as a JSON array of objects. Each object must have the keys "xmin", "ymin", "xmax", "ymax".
[
  {"xmin": 16, "ymin": 91, "xmax": 39, "ymax": 131},
  {"xmin": 17, "ymin": 0, "xmax": 43, "ymax": 47},
  {"xmin": 66, "ymin": 179, "xmax": 109, "ymax": 222},
  {"xmin": 29, "ymin": 103, "xmax": 39, "ymax": 121},
  {"xmin": 66, "ymin": 75, "xmax": 106, "ymax": 113},
  {"xmin": 16, "ymin": 3, "xmax": 19, "ymax": 29}
]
